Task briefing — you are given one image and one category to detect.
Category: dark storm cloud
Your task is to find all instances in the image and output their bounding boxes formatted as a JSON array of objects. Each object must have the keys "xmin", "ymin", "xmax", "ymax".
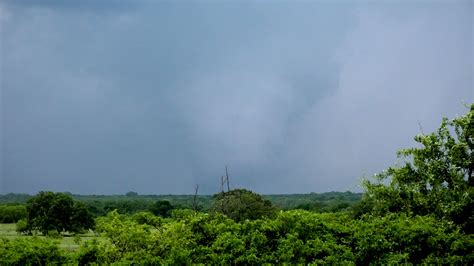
[{"xmin": 0, "ymin": 1, "xmax": 472, "ymax": 194}]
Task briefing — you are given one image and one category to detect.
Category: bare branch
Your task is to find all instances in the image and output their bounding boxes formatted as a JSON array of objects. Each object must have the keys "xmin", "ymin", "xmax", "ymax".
[
  {"xmin": 226, "ymin": 166, "xmax": 230, "ymax": 192},
  {"xmin": 417, "ymin": 120, "xmax": 425, "ymax": 135},
  {"xmin": 192, "ymin": 184, "xmax": 199, "ymax": 211}
]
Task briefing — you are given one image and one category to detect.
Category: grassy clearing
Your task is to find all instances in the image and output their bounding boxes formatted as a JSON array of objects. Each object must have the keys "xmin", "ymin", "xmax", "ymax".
[
  {"xmin": 0, "ymin": 223, "xmax": 102, "ymax": 252},
  {"xmin": 0, "ymin": 223, "xmax": 16, "ymax": 239}
]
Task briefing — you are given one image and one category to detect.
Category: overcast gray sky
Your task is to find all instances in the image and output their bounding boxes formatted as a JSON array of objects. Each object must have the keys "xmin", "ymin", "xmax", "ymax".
[{"xmin": 0, "ymin": 0, "xmax": 472, "ymax": 195}]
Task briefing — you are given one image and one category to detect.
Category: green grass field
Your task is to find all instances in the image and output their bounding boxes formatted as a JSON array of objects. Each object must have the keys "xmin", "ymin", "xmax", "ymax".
[{"xmin": 0, "ymin": 223, "xmax": 101, "ymax": 252}]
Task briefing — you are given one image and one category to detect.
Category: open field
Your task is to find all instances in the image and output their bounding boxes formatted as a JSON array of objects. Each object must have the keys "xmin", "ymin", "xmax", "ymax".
[
  {"xmin": 0, "ymin": 223, "xmax": 101, "ymax": 252},
  {"xmin": 0, "ymin": 223, "xmax": 16, "ymax": 239}
]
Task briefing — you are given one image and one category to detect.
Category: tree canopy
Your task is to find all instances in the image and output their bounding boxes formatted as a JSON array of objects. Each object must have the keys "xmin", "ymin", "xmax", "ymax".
[
  {"xmin": 360, "ymin": 104, "xmax": 473, "ymax": 232},
  {"xmin": 150, "ymin": 200, "xmax": 175, "ymax": 217},
  {"xmin": 211, "ymin": 189, "xmax": 276, "ymax": 221},
  {"xmin": 22, "ymin": 191, "xmax": 94, "ymax": 234}
]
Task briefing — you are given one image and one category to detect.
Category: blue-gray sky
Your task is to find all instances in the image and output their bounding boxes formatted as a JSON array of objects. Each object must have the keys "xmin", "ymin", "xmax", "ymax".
[{"xmin": 0, "ymin": 0, "xmax": 472, "ymax": 195}]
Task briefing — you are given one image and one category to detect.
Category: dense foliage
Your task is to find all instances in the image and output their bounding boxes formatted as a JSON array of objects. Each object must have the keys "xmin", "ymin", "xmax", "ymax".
[
  {"xmin": 211, "ymin": 189, "xmax": 276, "ymax": 221},
  {"xmin": 0, "ymin": 237, "xmax": 65, "ymax": 265},
  {"xmin": 1, "ymin": 209, "xmax": 471, "ymax": 264},
  {"xmin": 270, "ymin": 191, "xmax": 362, "ymax": 212},
  {"xmin": 359, "ymin": 104, "xmax": 473, "ymax": 233},
  {"xmin": 21, "ymin": 191, "xmax": 95, "ymax": 235},
  {"xmin": 0, "ymin": 205, "xmax": 27, "ymax": 223},
  {"xmin": 150, "ymin": 200, "xmax": 175, "ymax": 217}
]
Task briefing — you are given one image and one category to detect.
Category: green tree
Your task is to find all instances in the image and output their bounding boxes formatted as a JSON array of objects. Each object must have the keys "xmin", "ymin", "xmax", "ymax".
[
  {"xmin": 361, "ymin": 104, "xmax": 473, "ymax": 232},
  {"xmin": 23, "ymin": 191, "xmax": 94, "ymax": 234},
  {"xmin": 71, "ymin": 201, "xmax": 95, "ymax": 233},
  {"xmin": 150, "ymin": 200, "xmax": 174, "ymax": 217},
  {"xmin": 211, "ymin": 189, "xmax": 276, "ymax": 221},
  {"xmin": 125, "ymin": 191, "xmax": 138, "ymax": 197}
]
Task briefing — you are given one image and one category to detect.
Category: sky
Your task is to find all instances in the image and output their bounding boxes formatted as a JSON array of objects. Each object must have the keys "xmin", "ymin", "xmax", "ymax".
[{"xmin": 0, "ymin": 0, "xmax": 472, "ymax": 195}]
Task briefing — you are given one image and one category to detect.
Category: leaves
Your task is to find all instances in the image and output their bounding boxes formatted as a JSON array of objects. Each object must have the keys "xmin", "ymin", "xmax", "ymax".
[
  {"xmin": 362, "ymin": 104, "xmax": 474, "ymax": 232},
  {"xmin": 211, "ymin": 189, "xmax": 276, "ymax": 221},
  {"xmin": 25, "ymin": 191, "xmax": 95, "ymax": 234}
]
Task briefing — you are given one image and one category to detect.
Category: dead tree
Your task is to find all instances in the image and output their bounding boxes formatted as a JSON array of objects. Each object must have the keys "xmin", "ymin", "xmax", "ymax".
[
  {"xmin": 192, "ymin": 184, "xmax": 199, "ymax": 211},
  {"xmin": 226, "ymin": 166, "xmax": 230, "ymax": 192}
]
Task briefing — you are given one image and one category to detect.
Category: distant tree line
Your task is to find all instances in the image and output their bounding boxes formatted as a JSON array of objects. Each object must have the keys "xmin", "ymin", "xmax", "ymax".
[{"xmin": 0, "ymin": 192, "xmax": 362, "ymax": 219}]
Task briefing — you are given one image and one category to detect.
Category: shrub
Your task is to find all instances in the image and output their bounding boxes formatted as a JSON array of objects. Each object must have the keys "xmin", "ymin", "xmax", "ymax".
[
  {"xmin": 15, "ymin": 218, "xmax": 30, "ymax": 235},
  {"xmin": 0, "ymin": 237, "xmax": 66, "ymax": 265}
]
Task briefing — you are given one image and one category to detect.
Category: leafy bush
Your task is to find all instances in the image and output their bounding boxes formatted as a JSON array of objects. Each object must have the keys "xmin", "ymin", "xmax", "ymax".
[
  {"xmin": 76, "ymin": 239, "xmax": 117, "ymax": 265},
  {"xmin": 361, "ymin": 104, "xmax": 474, "ymax": 232},
  {"xmin": 96, "ymin": 210, "xmax": 153, "ymax": 255},
  {"xmin": 131, "ymin": 211, "xmax": 163, "ymax": 227},
  {"xmin": 0, "ymin": 237, "xmax": 66, "ymax": 265},
  {"xmin": 352, "ymin": 213, "xmax": 473, "ymax": 264},
  {"xmin": 15, "ymin": 219, "xmax": 29, "ymax": 235}
]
